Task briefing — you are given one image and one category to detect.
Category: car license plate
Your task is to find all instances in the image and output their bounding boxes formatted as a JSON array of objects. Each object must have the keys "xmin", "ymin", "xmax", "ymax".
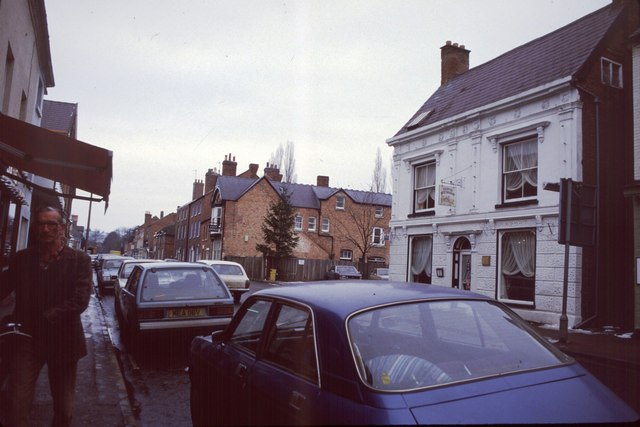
[{"xmin": 168, "ymin": 307, "xmax": 205, "ymax": 318}]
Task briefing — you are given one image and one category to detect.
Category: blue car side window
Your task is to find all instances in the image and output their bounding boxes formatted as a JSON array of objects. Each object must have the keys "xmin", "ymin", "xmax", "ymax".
[
  {"xmin": 264, "ymin": 304, "xmax": 318, "ymax": 384},
  {"xmin": 229, "ymin": 299, "xmax": 272, "ymax": 354}
]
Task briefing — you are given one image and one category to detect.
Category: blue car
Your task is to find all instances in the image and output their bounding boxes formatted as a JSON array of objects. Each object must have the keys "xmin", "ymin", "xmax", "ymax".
[{"xmin": 188, "ymin": 281, "xmax": 638, "ymax": 425}]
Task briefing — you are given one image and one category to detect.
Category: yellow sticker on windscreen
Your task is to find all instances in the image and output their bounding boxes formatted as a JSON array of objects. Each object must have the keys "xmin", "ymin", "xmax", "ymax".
[{"xmin": 381, "ymin": 372, "xmax": 391, "ymax": 385}]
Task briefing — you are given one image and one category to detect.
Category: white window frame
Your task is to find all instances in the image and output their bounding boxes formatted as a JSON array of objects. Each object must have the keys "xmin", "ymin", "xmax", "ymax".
[
  {"xmin": 502, "ymin": 137, "xmax": 538, "ymax": 202},
  {"xmin": 340, "ymin": 249, "xmax": 353, "ymax": 260},
  {"xmin": 321, "ymin": 217, "xmax": 330, "ymax": 233},
  {"xmin": 375, "ymin": 206, "xmax": 383, "ymax": 218},
  {"xmin": 308, "ymin": 216, "xmax": 317, "ymax": 232},
  {"xmin": 35, "ymin": 76, "xmax": 44, "ymax": 117},
  {"xmin": 336, "ymin": 196, "xmax": 345, "ymax": 210},
  {"xmin": 294, "ymin": 215, "xmax": 303, "ymax": 231},
  {"xmin": 372, "ymin": 227, "xmax": 385, "ymax": 246},
  {"xmin": 601, "ymin": 57, "xmax": 623, "ymax": 88},
  {"xmin": 414, "ymin": 162, "xmax": 436, "ymax": 213}
]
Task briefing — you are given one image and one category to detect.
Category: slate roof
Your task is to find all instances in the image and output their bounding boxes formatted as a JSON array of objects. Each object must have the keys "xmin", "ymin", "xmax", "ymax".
[
  {"xmin": 215, "ymin": 176, "xmax": 391, "ymax": 209},
  {"xmin": 41, "ymin": 100, "xmax": 77, "ymax": 135},
  {"xmin": 394, "ymin": 3, "xmax": 623, "ymax": 137}
]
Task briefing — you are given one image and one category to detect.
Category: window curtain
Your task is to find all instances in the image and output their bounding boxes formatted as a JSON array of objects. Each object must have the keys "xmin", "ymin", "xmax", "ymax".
[
  {"xmin": 415, "ymin": 164, "xmax": 436, "ymax": 208},
  {"xmin": 504, "ymin": 140, "xmax": 537, "ymax": 193},
  {"xmin": 411, "ymin": 236, "xmax": 432, "ymax": 277},
  {"xmin": 500, "ymin": 231, "xmax": 535, "ymax": 297}
]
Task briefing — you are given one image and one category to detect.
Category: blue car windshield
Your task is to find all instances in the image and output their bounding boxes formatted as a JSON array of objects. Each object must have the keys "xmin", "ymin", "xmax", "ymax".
[{"xmin": 347, "ymin": 300, "xmax": 569, "ymax": 392}]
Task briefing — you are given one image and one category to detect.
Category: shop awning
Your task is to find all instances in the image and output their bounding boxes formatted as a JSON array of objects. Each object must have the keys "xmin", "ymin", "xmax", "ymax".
[{"xmin": 0, "ymin": 112, "xmax": 112, "ymax": 203}]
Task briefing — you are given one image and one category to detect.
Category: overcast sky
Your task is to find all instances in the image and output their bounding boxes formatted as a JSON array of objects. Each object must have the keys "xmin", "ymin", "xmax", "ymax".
[{"xmin": 44, "ymin": 0, "xmax": 610, "ymax": 233}]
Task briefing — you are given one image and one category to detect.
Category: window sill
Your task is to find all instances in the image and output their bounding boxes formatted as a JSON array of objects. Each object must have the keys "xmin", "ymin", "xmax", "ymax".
[
  {"xmin": 494, "ymin": 199, "xmax": 538, "ymax": 209},
  {"xmin": 500, "ymin": 299, "xmax": 536, "ymax": 309},
  {"xmin": 408, "ymin": 210, "xmax": 435, "ymax": 218}
]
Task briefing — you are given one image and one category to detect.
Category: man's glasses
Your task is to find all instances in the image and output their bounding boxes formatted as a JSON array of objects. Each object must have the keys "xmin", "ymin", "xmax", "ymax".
[{"xmin": 36, "ymin": 221, "xmax": 62, "ymax": 228}]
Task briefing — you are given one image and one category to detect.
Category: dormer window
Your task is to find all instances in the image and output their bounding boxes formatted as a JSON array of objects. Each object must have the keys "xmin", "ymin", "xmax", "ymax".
[{"xmin": 601, "ymin": 57, "xmax": 622, "ymax": 88}]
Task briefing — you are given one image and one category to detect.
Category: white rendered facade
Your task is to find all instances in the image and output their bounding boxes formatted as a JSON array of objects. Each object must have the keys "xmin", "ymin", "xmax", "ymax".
[{"xmin": 387, "ymin": 78, "xmax": 586, "ymax": 326}]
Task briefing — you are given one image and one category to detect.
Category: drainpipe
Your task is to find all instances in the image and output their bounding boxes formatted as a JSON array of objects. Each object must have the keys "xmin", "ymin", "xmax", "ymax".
[{"xmin": 573, "ymin": 83, "xmax": 600, "ymax": 329}]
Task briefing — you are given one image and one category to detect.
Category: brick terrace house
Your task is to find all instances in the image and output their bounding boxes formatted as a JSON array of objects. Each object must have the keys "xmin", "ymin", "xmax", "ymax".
[
  {"xmin": 129, "ymin": 210, "xmax": 177, "ymax": 258},
  {"xmin": 173, "ymin": 154, "xmax": 391, "ymax": 276},
  {"xmin": 386, "ymin": 1, "xmax": 639, "ymax": 330}
]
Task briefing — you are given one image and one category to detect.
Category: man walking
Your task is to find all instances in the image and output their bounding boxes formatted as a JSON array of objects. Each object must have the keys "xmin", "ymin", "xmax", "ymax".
[{"xmin": 0, "ymin": 206, "xmax": 92, "ymax": 427}]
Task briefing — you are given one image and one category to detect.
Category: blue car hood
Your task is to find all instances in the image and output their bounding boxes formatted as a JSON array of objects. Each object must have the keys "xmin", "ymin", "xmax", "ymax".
[{"xmin": 405, "ymin": 365, "xmax": 638, "ymax": 424}]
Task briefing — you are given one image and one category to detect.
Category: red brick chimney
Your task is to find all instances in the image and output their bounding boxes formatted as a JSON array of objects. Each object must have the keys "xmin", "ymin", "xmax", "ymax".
[
  {"xmin": 205, "ymin": 168, "xmax": 219, "ymax": 193},
  {"xmin": 263, "ymin": 162, "xmax": 283, "ymax": 182},
  {"xmin": 441, "ymin": 41, "xmax": 470, "ymax": 85},
  {"xmin": 222, "ymin": 153, "xmax": 237, "ymax": 176},
  {"xmin": 317, "ymin": 175, "xmax": 329, "ymax": 187},
  {"xmin": 249, "ymin": 163, "xmax": 259, "ymax": 177},
  {"xmin": 192, "ymin": 179, "xmax": 204, "ymax": 200},
  {"xmin": 145, "ymin": 211, "xmax": 152, "ymax": 225}
]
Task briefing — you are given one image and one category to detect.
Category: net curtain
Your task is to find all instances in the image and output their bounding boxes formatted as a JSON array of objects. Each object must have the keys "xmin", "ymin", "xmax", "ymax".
[
  {"xmin": 504, "ymin": 140, "xmax": 537, "ymax": 193},
  {"xmin": 415, "ymin": 164, "xmax": 436, "ymax": 209},
  {"xmin": 500, "ymin": 231, "xmax": 535, "ymax": 297},
  {"xmin": 411, "ymin": 236, "xmax": 433, "ymax": 278}
]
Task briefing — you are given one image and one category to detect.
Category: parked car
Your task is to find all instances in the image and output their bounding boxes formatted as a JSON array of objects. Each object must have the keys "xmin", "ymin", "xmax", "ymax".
[
  {"xmin": 370, "ymin": 267, "xmax": 389, "ymax": 280},
  {"xmin": 326, "ymin": 265, "xmax": 362, "ymax": 280},
  {"xmin": 114, "ymin": 262, "xmax": 234, "ymax": 351},
  {"xmin": 188, "ymin": 281, "xmax": 638, "ymax": 426},
  {"xmin": 116, "ymin": 259, "xmax": 159, "ymax": 292},
  {"xmin": 96, "ymin": 255, "xmax": 132, "ymax": 295},
  {"xmin": 197, "ymin": 260, "xmax": 250, "ymax": 304}
]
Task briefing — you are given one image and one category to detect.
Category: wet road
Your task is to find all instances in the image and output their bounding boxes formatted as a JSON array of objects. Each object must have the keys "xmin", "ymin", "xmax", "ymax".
[{"xmin": 97, "ymin": 280, "xmax": 270, "ymax": 426}]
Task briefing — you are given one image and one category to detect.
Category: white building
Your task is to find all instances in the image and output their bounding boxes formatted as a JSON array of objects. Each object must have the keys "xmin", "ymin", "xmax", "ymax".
[{"xmin": 387, "ymin": 1, "xmax": 638, "ymax": 330}]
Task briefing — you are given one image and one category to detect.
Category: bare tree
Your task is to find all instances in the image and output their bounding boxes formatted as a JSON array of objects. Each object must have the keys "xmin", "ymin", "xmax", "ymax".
[
  {"xmin": 269, "ymin": 144, "xmax": 285, "ymax": 170},
  {"xmin": 269, "ymin": 141, "xmax": 297, "ymax": 183},
  {"xmin": 333, "ymin": 192, "xmax": 387, "ymax": 277},
  {"xmin": 370, "ymin": 147, "xmax": 388, "ymax": 193}
]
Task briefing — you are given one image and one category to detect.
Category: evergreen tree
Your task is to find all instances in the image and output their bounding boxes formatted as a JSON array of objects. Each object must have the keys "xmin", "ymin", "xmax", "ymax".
[{"xmin": 256, "ymin": 186, "xmax": 299, "ymax": 259}]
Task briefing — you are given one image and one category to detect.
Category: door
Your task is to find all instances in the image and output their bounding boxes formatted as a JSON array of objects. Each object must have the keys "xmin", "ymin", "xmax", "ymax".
[{"xmin": 451, "ymin": 237, "xmax": 472, "ymax": 290}]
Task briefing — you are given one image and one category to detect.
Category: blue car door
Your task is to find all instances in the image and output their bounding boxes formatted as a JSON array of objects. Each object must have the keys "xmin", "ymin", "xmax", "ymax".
[
  {"xmin": 245, "ymin": 303, "xmax": 321, "ymax": 425},
  {"xmin": 209, "ymin": 298, "xmax": 274, "ymax": 425}
]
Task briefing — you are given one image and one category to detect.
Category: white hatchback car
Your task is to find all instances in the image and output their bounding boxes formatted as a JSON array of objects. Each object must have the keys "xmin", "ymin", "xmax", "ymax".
[{"xmin": 197, "ymin": 260, "xmax": 251, "ymax": 304}]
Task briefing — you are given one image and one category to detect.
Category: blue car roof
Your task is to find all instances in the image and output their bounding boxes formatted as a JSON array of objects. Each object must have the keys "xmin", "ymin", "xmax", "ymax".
[{"xmin": 253, "ymin": 281, "xmax": 491, "ymax": 319}]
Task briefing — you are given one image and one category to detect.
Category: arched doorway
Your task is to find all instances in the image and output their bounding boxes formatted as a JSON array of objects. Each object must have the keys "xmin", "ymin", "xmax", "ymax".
[{"xmin": 452, "ymin": 237, "xmax": 471, "ymax": 290}]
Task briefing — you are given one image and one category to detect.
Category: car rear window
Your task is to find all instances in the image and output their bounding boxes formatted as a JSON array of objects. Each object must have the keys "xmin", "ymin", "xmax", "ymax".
[
  {"xmin": 140, "ymin": 268, "xmax": 230, "ymax": 302},
  {"xmin": 211, "ymin": 264, "xmax": 244, "ymax": 276},
  {"xmin": 347, "ymin": 300, "xmax": 569, "ymax": 392}
]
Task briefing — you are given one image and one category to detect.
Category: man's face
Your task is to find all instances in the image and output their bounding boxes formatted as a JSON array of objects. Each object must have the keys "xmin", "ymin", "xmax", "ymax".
[{"xmin": 35, "ymin": 210, "xmax": 63, "ymax": 245}]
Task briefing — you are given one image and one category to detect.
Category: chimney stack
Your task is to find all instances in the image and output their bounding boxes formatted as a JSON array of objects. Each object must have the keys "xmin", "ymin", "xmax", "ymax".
[
  {"xmin": 263, "ymin": 162, "xmax": 283, "ymax": 182},
  {"xmin": 145, "ymin": 211, "xmax": 152, "ymax": 225},
  {"xmin": 205, "ymin": 168, "xmax": 219, "ymax": 193},
  {"xmin": 222, "ymin": 153, "xmax": 237, "ymax": 176},
  {"xmin": 440, "ymin": 41, "xmax": 470, "ymax": 85},
  {"xmin": 192, "ymin": 179, "xmax": 204, "ymax": 200},
  {"xmin": 317, "ymin": 175, "xmax": 329, "ymax": 187},
  {"xmin": 249, "ymin": 163, "xmax": 259, "ymax": 178}
]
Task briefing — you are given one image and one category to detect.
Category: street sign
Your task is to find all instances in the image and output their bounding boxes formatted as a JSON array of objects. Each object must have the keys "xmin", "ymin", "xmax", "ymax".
[{"xmin": 558, "ymin": 178, "xmax": 596, "ymax": 247}]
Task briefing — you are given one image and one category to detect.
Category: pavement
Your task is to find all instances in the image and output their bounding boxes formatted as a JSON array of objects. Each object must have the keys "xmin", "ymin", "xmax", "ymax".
[
  {"xmin": 1, "ymin": 294, "xmax": 137, "ymax": 427},
  {"xmin": 1, "ymin": 290, "xmax": 639, "ymax": 425}
]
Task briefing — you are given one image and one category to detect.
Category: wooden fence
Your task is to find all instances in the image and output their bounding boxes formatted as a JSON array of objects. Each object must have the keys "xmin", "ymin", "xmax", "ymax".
[{"xmin": 225, "ymin": 255, "xmax": 387, "ymax": 282}]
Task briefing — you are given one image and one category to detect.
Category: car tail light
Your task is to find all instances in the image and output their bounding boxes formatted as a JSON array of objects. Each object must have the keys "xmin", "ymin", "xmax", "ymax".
[
  {"xmin": 138, "ymin": 309, "xmax": 165, "ymax": 320},
  {"xmin": 244, "ymin": 280, "xmax": 250, "ymax": 289},
  {"xmin": 208, "ymin": 305, "xmax": 234, "ymax": 316}
]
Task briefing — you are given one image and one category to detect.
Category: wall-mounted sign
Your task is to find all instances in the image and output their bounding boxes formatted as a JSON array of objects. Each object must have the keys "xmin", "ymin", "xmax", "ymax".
[{"xmin": 439, "ymin": 184, "xmax": 456, "ymax": 207}]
